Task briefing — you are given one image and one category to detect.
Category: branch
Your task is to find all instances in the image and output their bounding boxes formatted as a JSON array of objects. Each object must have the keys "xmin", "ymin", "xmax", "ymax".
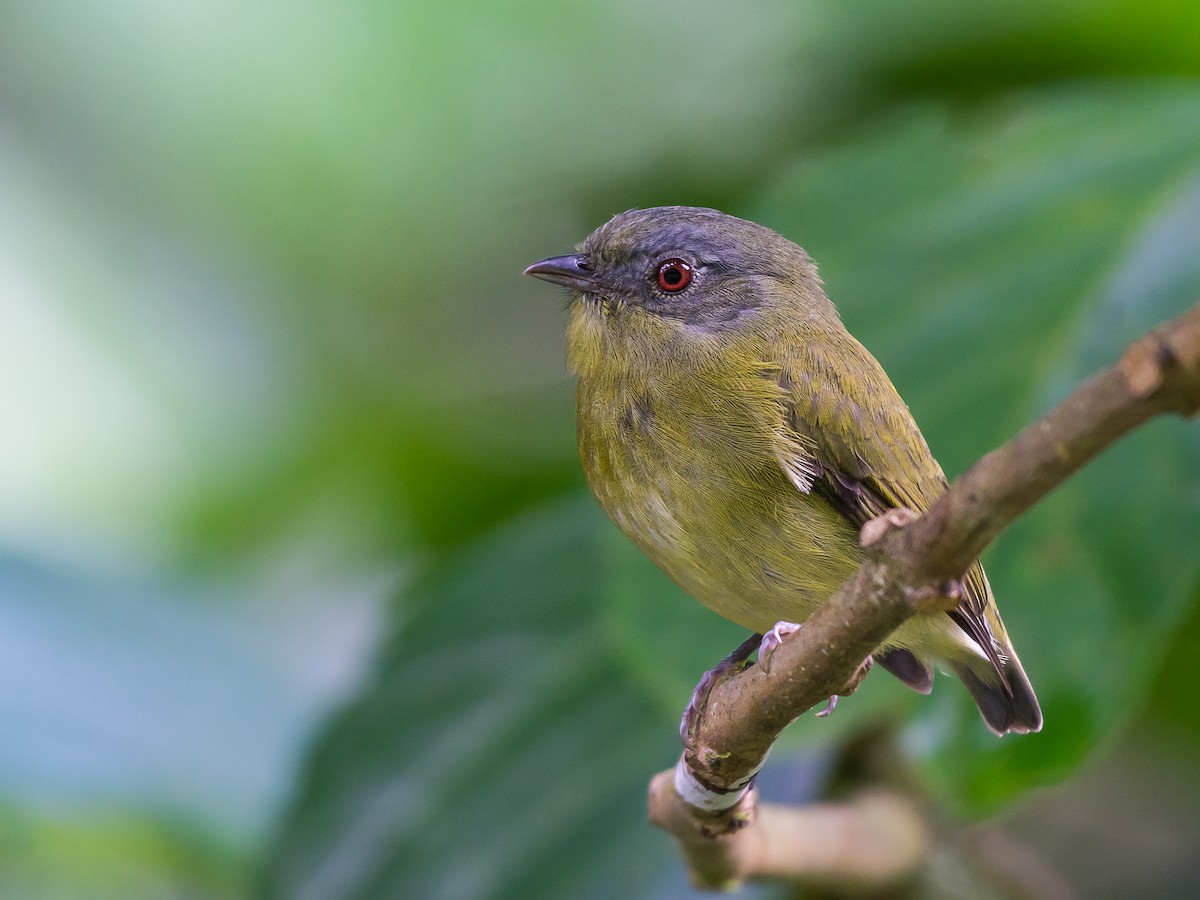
[
  {"xmin": 651, "ymin": 300, "xmax": 1200, "ymax": 888},
  {"xmin": 648, "ymin": 779, "xmax": 928, "ymax": 893}
]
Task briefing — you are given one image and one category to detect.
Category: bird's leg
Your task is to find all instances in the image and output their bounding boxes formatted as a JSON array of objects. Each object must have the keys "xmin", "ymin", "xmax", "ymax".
[
  {"xmin": 683, "ymin": 623, "xmax": 876, "ymax": 737},
  {"xmin": 680, "ymin": 632, "xmax": 763, "ymax": 743},
  {"xmin": 757, "ymin": 620, "xmax": 803, "ymax": 674},
  {"xmin": 815, "ymin": 655, "xmax": 874, "ymax": 718}
]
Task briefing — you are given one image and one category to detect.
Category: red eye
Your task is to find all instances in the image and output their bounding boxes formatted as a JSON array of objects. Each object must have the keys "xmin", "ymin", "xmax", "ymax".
[{"xmin": 656, "ymin": 258, "xmax": 694, "ymax": 293}]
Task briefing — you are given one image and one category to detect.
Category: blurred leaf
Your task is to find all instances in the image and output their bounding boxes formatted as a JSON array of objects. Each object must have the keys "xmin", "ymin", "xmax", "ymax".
[
  {"xmin": 1143, "ymin": 575, "xmax": 1200, "ymax": 741},
  {"xmin": 752, "ymin": 82, "xmax": 1200, "ymax": 808},
  {"xmin": 815, "ymin": 0, "xmax": 1200, "ymax": 100},
  {"xmin": 263, "ymin": 501, "xmax": 685, "ymax": 899},
  {"xmin": 0, "ymin": 810, "xmax": 247, "ymax": 900}
]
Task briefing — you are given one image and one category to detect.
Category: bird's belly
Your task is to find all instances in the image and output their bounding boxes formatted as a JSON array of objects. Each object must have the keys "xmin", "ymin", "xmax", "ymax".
[
  {"xmin": 581, "ymin": 413, "xmax": 861, "ymax": 634},
  {"xmin": 656, "ymin": 498, "xmax": 861, "ymax": 634}
]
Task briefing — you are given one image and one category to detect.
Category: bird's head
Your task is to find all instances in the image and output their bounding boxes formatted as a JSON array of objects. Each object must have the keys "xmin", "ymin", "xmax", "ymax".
[{"xmin": 525, "ymin": 206, "xmax": 830, "ymax": 334}]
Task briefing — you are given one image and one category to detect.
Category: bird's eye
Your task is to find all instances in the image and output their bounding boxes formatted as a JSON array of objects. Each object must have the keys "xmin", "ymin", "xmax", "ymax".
[{"xmin": 655, "ymin": 258, "xmax": 694, "ymax": 293}]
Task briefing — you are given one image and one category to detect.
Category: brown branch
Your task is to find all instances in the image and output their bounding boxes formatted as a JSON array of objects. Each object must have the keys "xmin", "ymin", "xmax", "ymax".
[
  {"xmin": 651, "ymin": 300, "xmax": 1200, "ymax": 889},
  {"xmin": 647, "ymin": 778, "xmax": 928, "ymax": 892}
]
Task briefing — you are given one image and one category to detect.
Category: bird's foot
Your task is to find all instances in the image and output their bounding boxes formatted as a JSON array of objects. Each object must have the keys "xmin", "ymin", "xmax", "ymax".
[
  {"xmin": 758, "ymin": 620, "xmax": 802, "ymax": 675},
  {"xmin": 680, "ymin": 633, "xmax": 763, "ymax": 744},
  {"xmin": 815, "ymin": 654, "xmax": 874, "ymax": 719}
]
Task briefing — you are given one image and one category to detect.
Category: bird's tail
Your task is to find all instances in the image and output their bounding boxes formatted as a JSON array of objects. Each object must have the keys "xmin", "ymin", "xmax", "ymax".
[{"xmin": 951, "ymin": 647, "xmax": 1042, "ymax": 736}]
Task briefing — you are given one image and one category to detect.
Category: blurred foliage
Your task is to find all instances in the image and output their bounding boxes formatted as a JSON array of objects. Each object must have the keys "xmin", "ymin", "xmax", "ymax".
[
  {"xmin": 0, "ymin": 809, "xmax": 246, "ymax": 900},
  {"xmin": 263, "ymin": 501, "xmax": 675, "ymax": 900},
  {"xmin": 263, "ymin": 86, "xmax": 1200, "ymax": 897},
  {"xmin": 1, "ymin": 0, "xmax": 1199, "ymax": 898},
  {"xmin": 755, "ymin": 86, "xmax": 1200, "ymax": 808}
]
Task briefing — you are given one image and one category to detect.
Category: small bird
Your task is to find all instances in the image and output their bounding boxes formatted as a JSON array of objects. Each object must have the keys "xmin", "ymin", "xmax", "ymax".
[{"xmin": 526, "ymin": 206, "xmax": 1041, "ymax": 736}]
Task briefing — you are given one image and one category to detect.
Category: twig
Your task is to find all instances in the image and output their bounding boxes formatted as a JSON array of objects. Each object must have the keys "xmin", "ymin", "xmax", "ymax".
[{"xmin": 651, "ymin": 300, "xmax": 1200, "ymax": 889}]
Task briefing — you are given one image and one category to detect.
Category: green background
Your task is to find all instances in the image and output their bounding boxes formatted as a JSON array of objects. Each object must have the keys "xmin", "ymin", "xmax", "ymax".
[{"xmin": 1, "ymin": 1, "xmax": 1199, "ymax": 897}]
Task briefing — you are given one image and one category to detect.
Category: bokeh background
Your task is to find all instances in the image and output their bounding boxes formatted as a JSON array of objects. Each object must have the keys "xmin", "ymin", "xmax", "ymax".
[{"xmin": 2, "ymin": 2, "xmax": 1200, "ymax": 897}]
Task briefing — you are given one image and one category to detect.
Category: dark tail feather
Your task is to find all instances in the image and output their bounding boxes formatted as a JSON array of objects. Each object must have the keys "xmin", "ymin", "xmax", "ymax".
[
  {"xmin": 953, "ymin": 652, "xmax": 1042, "ymax": 736},
  {"xmin": 876, "ymin": 648, "xmax": 933, "ymax": 694}
]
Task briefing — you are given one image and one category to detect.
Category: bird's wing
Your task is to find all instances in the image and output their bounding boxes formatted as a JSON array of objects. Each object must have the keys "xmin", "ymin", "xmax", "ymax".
[{"xmin": 768, "ymin": 331, "xmax": 1007, "ymax": 678}]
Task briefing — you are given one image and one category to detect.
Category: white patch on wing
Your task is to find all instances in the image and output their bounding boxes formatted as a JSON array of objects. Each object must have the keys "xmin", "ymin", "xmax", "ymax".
[{"xmin": 774, "ymin": 445, "xmax": 819, "ymax": 494}]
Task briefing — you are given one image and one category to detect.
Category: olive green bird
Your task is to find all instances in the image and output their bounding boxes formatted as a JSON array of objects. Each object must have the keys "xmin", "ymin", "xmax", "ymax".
[{"xmin": 526, "ymin": 206, "xmax": 1041, "ymax": 736}]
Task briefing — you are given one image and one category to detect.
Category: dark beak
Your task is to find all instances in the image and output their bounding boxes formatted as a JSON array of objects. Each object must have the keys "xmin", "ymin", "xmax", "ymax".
[{"xmin": 524, "ymin": 254, "xmax": 598, "ymax": 291}]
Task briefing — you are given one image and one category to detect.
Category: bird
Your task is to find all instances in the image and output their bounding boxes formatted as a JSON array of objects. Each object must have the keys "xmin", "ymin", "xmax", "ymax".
[{"xmin": 525, "ymin": 206, "xmax": 1041, "ymax": 736}]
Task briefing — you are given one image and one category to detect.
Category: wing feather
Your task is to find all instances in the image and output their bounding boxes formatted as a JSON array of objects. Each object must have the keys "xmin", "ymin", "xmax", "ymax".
[{"xmin": 767, "ymin": 333, "xmax": 1008, "ymax": 684}]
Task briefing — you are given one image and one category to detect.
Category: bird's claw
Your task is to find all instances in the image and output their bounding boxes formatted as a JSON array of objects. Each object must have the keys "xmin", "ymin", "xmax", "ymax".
[
  {"xmin": 816, "ymin": 694, "xmax": 838, "ymax": 717},
  {"xmin": 680, "ymin": 633, "xmax": 763, "ymax": 743},
  {"xmin": 758, "ymin": 621, "xmax": 802, "ymax": 675},
  {"xmin": 815, "ymin": 655, "xmax": 874, "ymax": 719}
]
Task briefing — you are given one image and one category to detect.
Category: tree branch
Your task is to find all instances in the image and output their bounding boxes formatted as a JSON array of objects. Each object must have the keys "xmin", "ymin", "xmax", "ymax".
[{"xmin": 650, "ymin": 300, "xmax": 1200, "ymax": 888}]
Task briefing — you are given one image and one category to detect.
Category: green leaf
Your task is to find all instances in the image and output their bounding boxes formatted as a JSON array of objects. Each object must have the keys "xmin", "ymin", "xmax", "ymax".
[
  {"xmin": 0, "ymin": 809, "xmax": 247, "ymax": 900},
  {"xmin": 262, "ymin": 500, "xmax": 768, "ymax": 900},
  {"xmin": 751, "ymin": 82, "xmax": 1200, "ymax": 809}
]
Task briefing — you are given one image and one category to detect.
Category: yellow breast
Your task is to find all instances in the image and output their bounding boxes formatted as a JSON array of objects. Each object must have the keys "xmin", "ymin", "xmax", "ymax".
[{"xmin": 573, "ymin": 332, "xmax": 861, "ymax": 633}]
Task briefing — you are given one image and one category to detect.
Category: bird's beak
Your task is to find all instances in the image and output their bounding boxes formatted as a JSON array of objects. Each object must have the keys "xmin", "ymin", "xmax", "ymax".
[{"xmin": 524, "ymin": 254, "xmax": 599, "ymax": 292}]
